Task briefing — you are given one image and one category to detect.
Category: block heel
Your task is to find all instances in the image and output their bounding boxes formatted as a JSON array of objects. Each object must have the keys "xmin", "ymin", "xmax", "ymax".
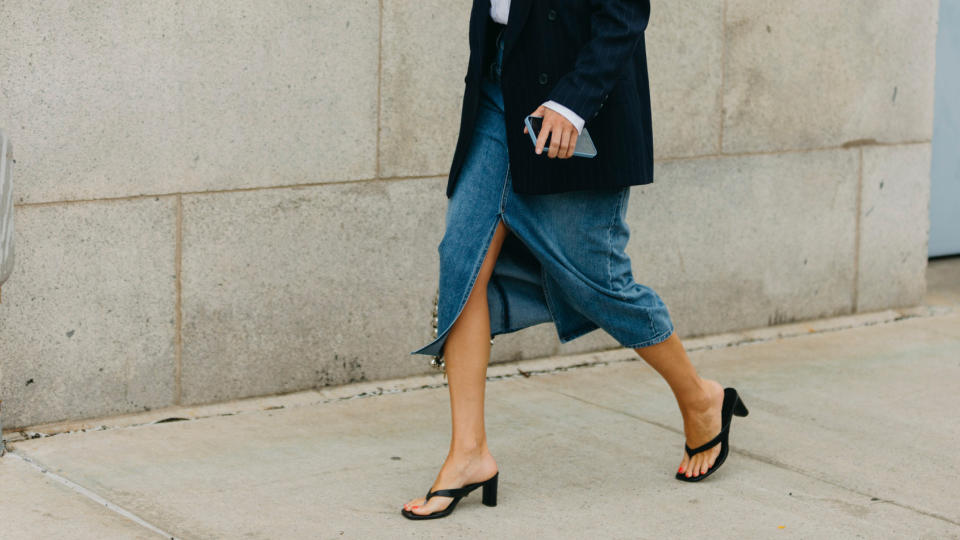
[
  {"xmin": 481, "ymin": 472, "xmax": 498, "ymax": 507},
  {"xmin": 733, "ymin": 394, "xmax": 749, "ymax": 417}
]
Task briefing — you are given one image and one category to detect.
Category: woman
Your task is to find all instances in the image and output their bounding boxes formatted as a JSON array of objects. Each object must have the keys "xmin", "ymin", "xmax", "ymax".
[{"xmin": 402, "ymin": 0, "xmax": 749, "ymax": 520}]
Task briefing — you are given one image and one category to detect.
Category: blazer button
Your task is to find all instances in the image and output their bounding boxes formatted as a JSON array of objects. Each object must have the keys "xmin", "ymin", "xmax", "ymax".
[
  {"xmin": 538, "ymin": 72, "xmax": 548, "ymax": 85},
  {"xmin": 547, "ymin": 9, "xmax": 558, "ymax": 21}
]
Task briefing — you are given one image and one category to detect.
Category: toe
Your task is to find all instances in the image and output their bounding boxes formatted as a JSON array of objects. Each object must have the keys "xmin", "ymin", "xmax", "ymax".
[
  {"xmin": 707, "ymin": 445, "xmax": 720, "ymax": 469},
  {"xmin": 414, "ymin": 496, "xmax": 450, "ymax": 515},
  {"xmin": 409, "ymin": 501, "xmax": 428, "ymax": 514},
  {"xmin": 404, "ymin": 496, "xmax": 425, "ymax": 511}
]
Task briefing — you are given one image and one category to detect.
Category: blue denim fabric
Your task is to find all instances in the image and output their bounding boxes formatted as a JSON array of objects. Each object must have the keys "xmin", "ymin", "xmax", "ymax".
[{"xmin": 411, "ymin": 36, "xmax": 674, "ymax": 359}]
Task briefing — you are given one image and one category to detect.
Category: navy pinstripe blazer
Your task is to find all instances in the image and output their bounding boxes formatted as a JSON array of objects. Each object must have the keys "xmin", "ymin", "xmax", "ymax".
[{"xmin": 446, "ymin": 0, "xmax": 654, "ymax": 197}]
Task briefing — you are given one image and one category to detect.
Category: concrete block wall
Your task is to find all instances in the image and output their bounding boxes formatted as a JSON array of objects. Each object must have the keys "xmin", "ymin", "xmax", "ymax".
[{"xmin": 0, "ymin": 1, "xmax": 938, "ymax": 429}]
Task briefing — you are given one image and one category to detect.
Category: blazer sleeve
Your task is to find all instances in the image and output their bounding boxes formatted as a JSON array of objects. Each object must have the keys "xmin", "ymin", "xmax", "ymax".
[{"xmin": 545, "ymin": 0, "xmax": 650, "ymax": 125}]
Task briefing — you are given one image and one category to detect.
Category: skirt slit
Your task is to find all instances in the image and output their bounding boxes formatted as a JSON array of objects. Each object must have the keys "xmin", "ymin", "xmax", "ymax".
[{"xmin": 411, "ymin": 214, "xmax": 507, "ymax": 360}]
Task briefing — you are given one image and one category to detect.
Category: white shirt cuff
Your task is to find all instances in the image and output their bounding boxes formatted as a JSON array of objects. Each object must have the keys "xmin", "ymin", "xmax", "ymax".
[{"xmin": 542, "ymin": 100, "xmax": 585, "ymax": 135}]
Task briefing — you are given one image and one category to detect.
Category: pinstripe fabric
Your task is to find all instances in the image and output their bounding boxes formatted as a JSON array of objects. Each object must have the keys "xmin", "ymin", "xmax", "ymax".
[{"xmin": 446, "ymin": 0, "xmax": 654, "ymax": 197}]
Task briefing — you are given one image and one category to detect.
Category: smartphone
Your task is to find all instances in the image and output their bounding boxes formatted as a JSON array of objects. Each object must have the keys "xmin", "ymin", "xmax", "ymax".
[{"xmin": 524, "ymin": 115, "xmax": 597, "ymax": 158}]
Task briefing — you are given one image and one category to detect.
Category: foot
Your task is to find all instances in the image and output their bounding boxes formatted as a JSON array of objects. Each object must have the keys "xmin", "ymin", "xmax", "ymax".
[
  {"xmin": 402, "ymin": 446, "xmax": 499, "ymax": 516},
  {"xmin": 677, "ymin": 378, "xmax": 725, "ymax": 478}
]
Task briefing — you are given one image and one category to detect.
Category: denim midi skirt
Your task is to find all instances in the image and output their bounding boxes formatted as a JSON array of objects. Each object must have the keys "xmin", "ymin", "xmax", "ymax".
[{"xmin": 411, "ymin": 33, "xmax": 674, "ymax": 362}]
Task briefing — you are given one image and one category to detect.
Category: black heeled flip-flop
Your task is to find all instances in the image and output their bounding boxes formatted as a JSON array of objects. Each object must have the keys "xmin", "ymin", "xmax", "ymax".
[
  {"xmin": 676, "ymin": 387, "xmax": 749, "ymax": 482},
  {"xmin": 401, "ymin": 471, "xmax": 499, "ymax": 520}
]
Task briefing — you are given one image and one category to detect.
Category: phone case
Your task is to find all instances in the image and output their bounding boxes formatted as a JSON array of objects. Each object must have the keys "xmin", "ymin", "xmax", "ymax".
[{"xmin": 524, "ymin": 115, "xmax": 597, "ymax": 158}]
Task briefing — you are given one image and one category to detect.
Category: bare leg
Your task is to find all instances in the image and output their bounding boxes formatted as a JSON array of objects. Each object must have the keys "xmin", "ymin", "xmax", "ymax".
[
  {"xmin": 403, "ymin": 220, "xmax": 509, "ymax": 515},
  {"xmin": 633, "ymin": 331, "xmax": 725, "ymax": 478}
]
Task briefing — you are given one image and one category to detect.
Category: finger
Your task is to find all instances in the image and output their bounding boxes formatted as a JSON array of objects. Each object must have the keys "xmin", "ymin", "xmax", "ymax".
[
  {"xmin": 535, "ymin": 120, "xmax": 551, "ymax": 155},
  {"xmin": 523, "ymin": 125, "xmax": 528, "ymax": 135},
  {"xmin": 558, "ymin": 129, "xmax": 571, "ymax": 159},
  {"xmin": 568, "ymin": 131, "xmax": 579, "ymax": 158},
  {"xmin": 547, "ymin": 124, "xmax": 563, "ymax": 158}
]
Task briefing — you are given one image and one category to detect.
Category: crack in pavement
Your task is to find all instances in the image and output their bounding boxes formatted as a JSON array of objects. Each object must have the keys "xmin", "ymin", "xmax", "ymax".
[{"xmin": 7, "ymin": 451, "xmax": 183, "ymax": 539}]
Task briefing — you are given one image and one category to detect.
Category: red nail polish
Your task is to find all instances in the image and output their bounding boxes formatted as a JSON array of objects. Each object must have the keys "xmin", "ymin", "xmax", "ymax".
[{"xmin": 678, "ymin": 467, "xmax": 684, "ymax": 473}]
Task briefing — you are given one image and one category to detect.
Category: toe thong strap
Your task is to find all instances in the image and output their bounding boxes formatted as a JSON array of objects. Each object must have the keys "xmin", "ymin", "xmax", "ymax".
[
  {"xmin": 685, "ymin": 423, "xmax": 728, "ymax": 457},
  {"xmin": 426, "ymin": 486, "xmax": 469, "ymax": 501}
]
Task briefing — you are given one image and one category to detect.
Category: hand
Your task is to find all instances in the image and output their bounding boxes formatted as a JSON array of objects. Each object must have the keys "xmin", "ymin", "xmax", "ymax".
[{"xmin": 523, "ymin": 104, "xmax": 579, "ymax": 159}]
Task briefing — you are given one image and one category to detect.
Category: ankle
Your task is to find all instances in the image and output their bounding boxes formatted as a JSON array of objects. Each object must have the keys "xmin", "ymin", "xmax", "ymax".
[
  {"xmin": 679, "ymin": 378, "xmax": 718, "ymax": 415},
  {"xmin": 449, "ymin": 440, "xmax": 490, "ymax": 458}
]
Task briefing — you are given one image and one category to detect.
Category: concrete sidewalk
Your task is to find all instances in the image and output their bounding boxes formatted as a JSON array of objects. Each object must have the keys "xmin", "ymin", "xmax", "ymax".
[{"xmin": 2, "ymin": 258, "xmax": 959, "ymax": 539}]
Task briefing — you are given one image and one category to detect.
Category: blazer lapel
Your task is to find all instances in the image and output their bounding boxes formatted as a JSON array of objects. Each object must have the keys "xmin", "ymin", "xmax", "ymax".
[{"xmin": 502, "ymin": 0, "xmax": 533, "ymax": 62}]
